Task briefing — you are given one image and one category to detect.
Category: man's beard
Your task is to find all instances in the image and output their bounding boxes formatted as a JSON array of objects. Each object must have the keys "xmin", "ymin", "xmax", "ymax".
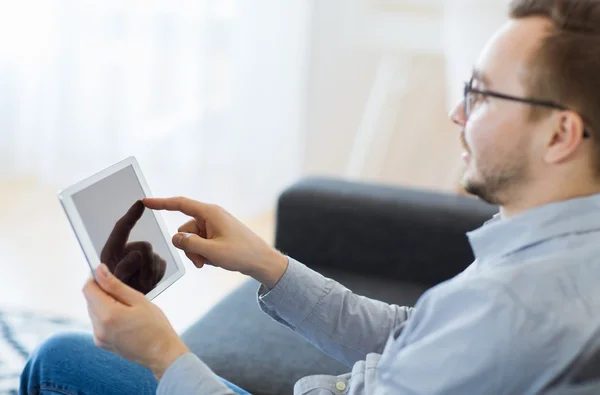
[{"xmin": 462, "ymin": 156, "xmax": 529, "ymax": 206}]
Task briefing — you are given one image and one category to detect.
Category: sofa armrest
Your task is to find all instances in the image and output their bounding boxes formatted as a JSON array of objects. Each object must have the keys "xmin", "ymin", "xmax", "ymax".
[{"xmin": 274, "ymin": 178, "xmax": 498, "ymax": 286}]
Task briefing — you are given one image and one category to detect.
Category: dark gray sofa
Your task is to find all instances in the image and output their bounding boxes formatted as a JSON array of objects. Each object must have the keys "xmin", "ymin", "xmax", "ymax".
[{"xmin": 181, "ymin": 177, "xmax": 498, "ymax": 395}]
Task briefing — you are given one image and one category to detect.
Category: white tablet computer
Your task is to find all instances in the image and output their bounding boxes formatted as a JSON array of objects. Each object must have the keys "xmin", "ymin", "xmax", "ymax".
[{"xmin": 58, "ymin": 156, "xmax": 185, "ymax": 300}]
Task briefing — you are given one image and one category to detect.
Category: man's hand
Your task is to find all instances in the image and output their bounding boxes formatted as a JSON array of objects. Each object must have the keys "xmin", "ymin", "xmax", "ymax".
[
  {"xmin": 101, "ymin": 200, "xmax": 166, "ymax": 294},
  {"xmin": 83, "ymin": 263, "xmax": 190, "ymax": 380},
  {"xmin": 143, "ymin": 197, "xmax": 289, "ymax": 288}
]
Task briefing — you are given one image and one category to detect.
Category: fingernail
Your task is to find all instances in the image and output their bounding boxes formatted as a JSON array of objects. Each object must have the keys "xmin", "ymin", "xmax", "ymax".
[
  {"xmin": 173, "ymin": 234, "xmax": 183, "ymax": 246},
  {"xmin": 98, "ymin": 264, "xmax": 111, "ymax": 279},
  {"xmin": 174, "ymin": 233, "xmax": 191, "ymax": 247}
]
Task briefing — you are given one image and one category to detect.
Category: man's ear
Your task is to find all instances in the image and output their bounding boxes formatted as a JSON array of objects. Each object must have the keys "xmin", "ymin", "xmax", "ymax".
[{"xmin": 544, "ymin": 111, "xmax": 585, "ymax": 165}]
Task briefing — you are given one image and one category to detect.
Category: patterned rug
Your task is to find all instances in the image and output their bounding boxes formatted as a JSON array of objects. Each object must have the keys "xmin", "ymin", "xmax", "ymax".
[{"xmin": 0, "ymin": 310, "xmax": 89, "ymax": 394}]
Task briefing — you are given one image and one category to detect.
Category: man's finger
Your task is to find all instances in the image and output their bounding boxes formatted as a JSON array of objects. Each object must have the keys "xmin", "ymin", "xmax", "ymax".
[
  {"xmin": 185, "ymin": 251, "xmax": 208, "ymax": 268},
  {"xmin": 82, "ymin": 277, "xmax": 121, "ymax": 318},
  {"xmin": 143, "ymin": 197, "xmax": 211, "ymax": 219},
  {"xmin": 95, "ymin": 263, "xmax": 146, "ymax": 306},
  {"xmin": 172, "ymin": 232, "xmax": 212, "ymax": 257},
  {"xmin": 178, "ymin": 219, "xmax": 206, "ymax": 237},
  {"xmin": 101, "ymin": 200, "xmax": 145, "ymax": 261}
]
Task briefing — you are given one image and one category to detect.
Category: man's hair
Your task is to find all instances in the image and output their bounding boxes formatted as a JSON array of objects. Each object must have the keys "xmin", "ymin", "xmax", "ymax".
[{"xmin": 509, "ymin": 0, "xmax": 600, "ymax": 174}]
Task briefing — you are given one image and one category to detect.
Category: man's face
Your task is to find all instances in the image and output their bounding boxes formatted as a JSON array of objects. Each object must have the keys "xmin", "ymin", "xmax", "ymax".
[{"xmin": 450, "ymin": 17, "xmax": 553, "ymax": 205}]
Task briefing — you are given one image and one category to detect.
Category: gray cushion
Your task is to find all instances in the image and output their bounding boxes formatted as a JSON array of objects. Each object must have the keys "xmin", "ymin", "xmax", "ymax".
[
  {"xmin": 276, "ymin": 178, "xmax": 497, "ymax": 286},
  {"xmin": 181, "ymin": 269, "xmax": 430, "ymax": 395}
]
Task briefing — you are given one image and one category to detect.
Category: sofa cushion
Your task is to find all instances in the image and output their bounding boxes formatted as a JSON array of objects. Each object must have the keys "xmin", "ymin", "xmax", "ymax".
[
  {"xmin": 276, "ymin": 178, "xmax": 497, "ymax": 286},
  {"xmin": 181, "ymin": 268, "xmax": 431, "ymax": 395}
]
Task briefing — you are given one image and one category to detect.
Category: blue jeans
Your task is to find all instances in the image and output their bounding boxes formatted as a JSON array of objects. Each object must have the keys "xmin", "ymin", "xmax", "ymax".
[{"xmin": 20, "ymin": 332, "xmax": 251, "ymax": 394}]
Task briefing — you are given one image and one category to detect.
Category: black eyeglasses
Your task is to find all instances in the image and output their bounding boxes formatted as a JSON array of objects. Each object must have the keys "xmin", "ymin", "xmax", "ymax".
[{"xmin": 463, "ymin": 81, "xmax": 590, "ymax": 138}]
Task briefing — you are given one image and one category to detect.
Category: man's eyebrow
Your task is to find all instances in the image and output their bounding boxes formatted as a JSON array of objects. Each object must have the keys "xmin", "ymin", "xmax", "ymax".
[{"xmin": 471, "ymin": 68, "xmax": 492, "ymax": 87}]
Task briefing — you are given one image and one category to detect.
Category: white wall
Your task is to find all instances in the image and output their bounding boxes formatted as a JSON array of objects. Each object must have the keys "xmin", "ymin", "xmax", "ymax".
[{"xmin": 302, "ymin": 0, "xmax": 508, "ymax": 192}]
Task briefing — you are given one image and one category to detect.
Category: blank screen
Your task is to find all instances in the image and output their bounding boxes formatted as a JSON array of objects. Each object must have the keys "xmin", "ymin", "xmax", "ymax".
[{"xmin": 71, "ymin": 165, "xmax": 177, "ymax": 294}]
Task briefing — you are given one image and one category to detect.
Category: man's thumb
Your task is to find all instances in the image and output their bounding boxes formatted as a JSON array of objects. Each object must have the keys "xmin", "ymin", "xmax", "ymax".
[
  {"xmin": 172, "ymin": 232, "xmax": 211, "ymax": 255},
  {"xmin": 96, "ymin": 263, "xmax": 144, "ymax": 306}
]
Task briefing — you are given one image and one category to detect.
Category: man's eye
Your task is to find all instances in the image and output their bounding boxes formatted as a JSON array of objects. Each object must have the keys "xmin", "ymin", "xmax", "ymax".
[{"xmin": 469, "ymin": 92, "xmax": 485, "ymax": 107}]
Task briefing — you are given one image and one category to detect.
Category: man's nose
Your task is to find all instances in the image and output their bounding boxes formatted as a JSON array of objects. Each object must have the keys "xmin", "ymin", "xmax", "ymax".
[{"xmin": 449, "ymin": 100, "xmax": 466, "ymax": 127}]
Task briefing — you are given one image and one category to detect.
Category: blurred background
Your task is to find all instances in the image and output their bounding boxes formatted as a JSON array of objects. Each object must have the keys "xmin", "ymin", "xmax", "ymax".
[{"xmin": 0, "ymin": 0, "xmax": 509, "ymax": 332}]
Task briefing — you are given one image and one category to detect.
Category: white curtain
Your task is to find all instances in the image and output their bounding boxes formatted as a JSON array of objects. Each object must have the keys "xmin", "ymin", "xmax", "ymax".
[{"xmin": 0, "ymin": 0, "xmax": 310, "ymax": 218}]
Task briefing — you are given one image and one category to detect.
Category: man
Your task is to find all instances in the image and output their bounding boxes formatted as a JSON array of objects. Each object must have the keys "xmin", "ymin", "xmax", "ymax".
[{"xmin": 20, "ymin": 0, "xmax": 600, "ymax": 393}]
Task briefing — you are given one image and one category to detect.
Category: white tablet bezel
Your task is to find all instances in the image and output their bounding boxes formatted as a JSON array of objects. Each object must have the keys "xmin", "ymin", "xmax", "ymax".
[{"xmin": 58, "ymin": 156, "xmax": 186, "ymax": 300}]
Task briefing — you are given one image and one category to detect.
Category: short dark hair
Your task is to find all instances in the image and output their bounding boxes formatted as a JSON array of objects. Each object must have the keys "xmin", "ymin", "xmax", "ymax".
[{"xmin": 509, "ymin": 0, "xmax": 600, "ymax": 174}]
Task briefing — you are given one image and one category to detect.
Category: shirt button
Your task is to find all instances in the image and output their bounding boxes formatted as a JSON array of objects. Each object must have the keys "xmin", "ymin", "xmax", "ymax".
[{"xmin": 335, "ymin": 381, "xmax": 347, "ymax": 391}]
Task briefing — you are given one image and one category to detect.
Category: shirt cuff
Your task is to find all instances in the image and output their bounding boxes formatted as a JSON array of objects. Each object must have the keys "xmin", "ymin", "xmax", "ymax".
[
  {"xmin": 157, "ymin": 353, "xmax": 234, "ymax": 395},
  {"xmin": 257, "ymin": 257, "xmax": 333, "ymax": 329}
]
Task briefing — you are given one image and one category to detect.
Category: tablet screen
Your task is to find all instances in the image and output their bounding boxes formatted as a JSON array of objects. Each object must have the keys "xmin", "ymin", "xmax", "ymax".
[{"xmin": 71, "ymin": 165, "xmax": 178, "ymax": 295}]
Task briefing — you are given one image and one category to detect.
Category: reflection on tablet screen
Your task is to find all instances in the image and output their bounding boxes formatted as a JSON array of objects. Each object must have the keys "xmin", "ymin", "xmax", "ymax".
[
  {"xmin": 100, "ymin": 200, "xmax": 166, "ymax": 293},
  {"xmin": 71, "ymin": 165, "xmax": 178, "ymax": 294}
]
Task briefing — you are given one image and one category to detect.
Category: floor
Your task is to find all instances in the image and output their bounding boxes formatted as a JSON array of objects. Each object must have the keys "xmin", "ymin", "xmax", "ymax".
[{"xmin": 0, "ymin": 177, "xmax": 275, "ymax": 333}]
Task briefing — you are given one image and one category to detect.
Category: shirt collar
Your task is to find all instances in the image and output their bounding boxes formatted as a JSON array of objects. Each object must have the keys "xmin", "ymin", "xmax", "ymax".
[{"xmin": 467, "ymin": 193, "xmax": 600, "ymax": 261}]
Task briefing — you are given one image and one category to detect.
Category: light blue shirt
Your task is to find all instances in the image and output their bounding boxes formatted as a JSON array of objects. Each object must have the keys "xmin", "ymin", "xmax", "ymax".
[{"xmin": 158, "ymin": 194, "xmax": 600, "ymax": 394}]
